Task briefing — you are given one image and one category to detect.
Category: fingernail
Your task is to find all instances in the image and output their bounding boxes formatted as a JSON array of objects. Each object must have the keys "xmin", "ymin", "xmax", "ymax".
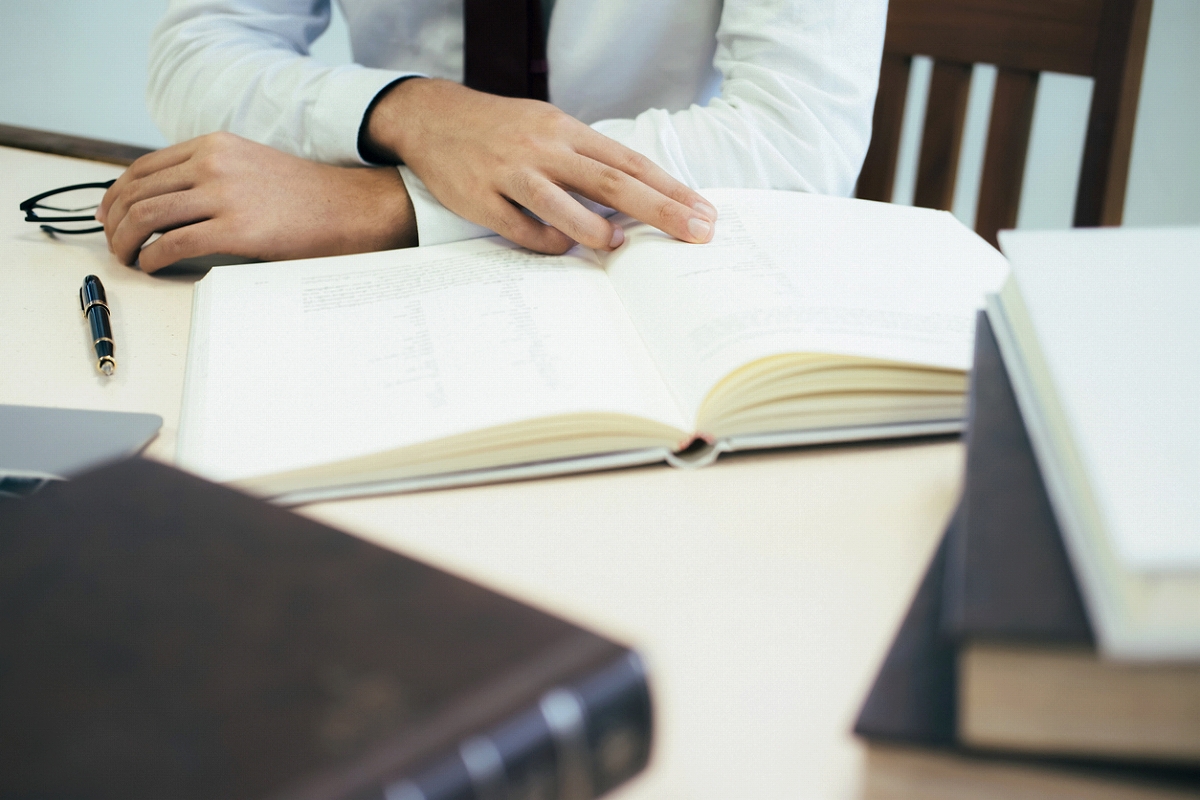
[
  {"xmin": 609, "ymin": 225, "xmax": 625, "ymax": 249},
  {"xmin": 687, "ymin": 217, "xmax": 712, "ymax": 242},
  {"xmin": 693, "ymin": 202, "xmax": 717, "ymax": 220}
]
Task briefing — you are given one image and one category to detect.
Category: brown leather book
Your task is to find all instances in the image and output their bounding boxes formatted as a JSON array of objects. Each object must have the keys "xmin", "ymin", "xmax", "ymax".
[{"xmin": 0, "ymin": 458, "xmax": 651, "ymax": 800}]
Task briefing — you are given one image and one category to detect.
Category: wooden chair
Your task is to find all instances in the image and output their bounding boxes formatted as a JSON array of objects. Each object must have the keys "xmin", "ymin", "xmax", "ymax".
[{"xmin": 856, "ymin": 0, "xmax": 1153, "ymax": 248}]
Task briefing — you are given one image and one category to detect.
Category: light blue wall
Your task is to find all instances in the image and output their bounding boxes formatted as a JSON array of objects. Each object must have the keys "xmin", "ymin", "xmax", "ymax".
[
  {"xmin": 1123, "ymin": 0, "xmax": 1200, "ymax": 227},
  {"xmin": 0, "ymin": 1, "xmax": 352, "ymax": 149},
  {"xmin": 0, "ymin": 2, "xmax": 170, "ymax": 148},
  {"xmin": 1, "ymin": 1, "xmax": 1196, "ymax": 228}
]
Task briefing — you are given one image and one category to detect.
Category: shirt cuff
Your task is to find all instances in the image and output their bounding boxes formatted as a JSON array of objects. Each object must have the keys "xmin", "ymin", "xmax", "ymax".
[
  {"xmin": 399, "ymin": 166, "xmax": 496, "ymax": 247},
  {"xmin": 308, "ymin": 66, "xmax": 424, "ymax": 166}
]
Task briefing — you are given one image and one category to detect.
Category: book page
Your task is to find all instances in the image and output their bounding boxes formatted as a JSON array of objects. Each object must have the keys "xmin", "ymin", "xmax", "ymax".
[
  {"xmin": 179, "ymin": 239, "xmax": 688, "ymax": 483},
  {"xmin": 999, "ymin": 228, "xmax": 1200, "ymax": 572},
  {"xmin": 602, "ymin": 189, "xmax": 1010, "ymax": 423}
]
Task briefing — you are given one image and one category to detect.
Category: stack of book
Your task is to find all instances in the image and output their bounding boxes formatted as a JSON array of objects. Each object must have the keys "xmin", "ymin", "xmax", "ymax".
[{"xmin": 855, "ymin": 227, "xmax": 1200, "ymax": 798}]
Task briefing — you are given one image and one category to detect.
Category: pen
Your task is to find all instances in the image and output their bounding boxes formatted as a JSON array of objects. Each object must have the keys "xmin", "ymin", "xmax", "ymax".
[{"xmin": 79, "ymin": 275, "xmax": 116, "ymax": 376}]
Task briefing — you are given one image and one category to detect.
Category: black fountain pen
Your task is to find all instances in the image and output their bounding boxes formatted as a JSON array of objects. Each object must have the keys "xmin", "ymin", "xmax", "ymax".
[{"xmin": 79, "ymin": 275, "xmax": 116, "ymax": 376}]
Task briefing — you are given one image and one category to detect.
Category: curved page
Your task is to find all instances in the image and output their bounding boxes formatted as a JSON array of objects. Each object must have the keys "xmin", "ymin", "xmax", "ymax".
[{"xmin": 602, "ymin": 189, "xmax": 1009, "ymax": 427}]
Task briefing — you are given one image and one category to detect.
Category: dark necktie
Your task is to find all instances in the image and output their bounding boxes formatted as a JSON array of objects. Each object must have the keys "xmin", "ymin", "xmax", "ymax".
[{"xmin": 463, "ymin": 0, "xmax": 549, "ymax": 101}]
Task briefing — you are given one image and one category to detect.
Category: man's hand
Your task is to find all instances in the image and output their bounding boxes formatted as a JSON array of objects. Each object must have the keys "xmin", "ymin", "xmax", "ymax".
[
  {"xmin": 97, "ymin": 133, "xmax": 416, "ymax": 273},
  {"xmin": 364, "ymin": 78, "xmax": 717, "ymax": 255}
]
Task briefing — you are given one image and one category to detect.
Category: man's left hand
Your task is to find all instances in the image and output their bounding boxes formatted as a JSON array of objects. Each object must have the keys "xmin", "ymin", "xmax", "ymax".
[{"xmin": 98, "ymin": 132, "xmax": 417, "ymax": 273}]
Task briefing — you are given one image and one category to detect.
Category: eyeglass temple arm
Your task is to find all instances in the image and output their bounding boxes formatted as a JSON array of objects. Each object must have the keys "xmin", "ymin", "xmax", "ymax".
[{"xmin": 18, "ymin": 179, "xmax": 117, "ymax": 213}]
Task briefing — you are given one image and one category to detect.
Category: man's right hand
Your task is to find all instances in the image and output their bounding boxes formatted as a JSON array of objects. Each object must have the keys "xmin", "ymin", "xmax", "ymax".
[{"xmin": 363, "ymin": 78, "xmax": 718, "ymax": 255}]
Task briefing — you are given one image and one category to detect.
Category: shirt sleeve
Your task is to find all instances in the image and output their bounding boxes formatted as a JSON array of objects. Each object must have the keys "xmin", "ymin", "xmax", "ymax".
[
  {"xmin": 147, "ymin": 0, "xmax": 886, "ymax": 246},
  {"xmin": 412, "ymin": 1, "xmax": 888, "ymax": 246},
  {"xmin": 147, "ymin": 0, "xmax": 491, "ymax": 246},
  {"xmin": 590, "ymin": 1, "xmax": 887, "ymax": 198},
  {"xmin": 401, "ymin": 167, "xmax": 496, "ymax": 247},
  {"xmin": 147, "ymin": 0, "xmax": 416, "ymax": 165}
]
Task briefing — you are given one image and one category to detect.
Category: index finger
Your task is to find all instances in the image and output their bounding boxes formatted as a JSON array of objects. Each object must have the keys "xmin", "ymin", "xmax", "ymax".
[
  {"xmin": 559, "ymin": 153, "xmax": 714, "ymax": 244},
  {"xmin": 573, "ymin": 130, "xmax": 718, "ymax": 223}
]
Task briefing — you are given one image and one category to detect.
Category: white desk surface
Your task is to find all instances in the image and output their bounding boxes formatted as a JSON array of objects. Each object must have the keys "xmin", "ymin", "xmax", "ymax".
[{"xmin": 7, "ymin": 145, "xmax": 1181, "ymax": 800}]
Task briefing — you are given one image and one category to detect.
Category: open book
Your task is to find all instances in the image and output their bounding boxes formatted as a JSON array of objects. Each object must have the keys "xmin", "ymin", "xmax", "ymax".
[{"xmin": 178, "ymin": 189, "xmax": 1008, "ymax": 504}]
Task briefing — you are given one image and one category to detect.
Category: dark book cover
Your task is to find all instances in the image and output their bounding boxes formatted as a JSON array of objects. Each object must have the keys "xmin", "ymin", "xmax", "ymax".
[
  {"xmin": 0, "ymin": 458, "xmax": 651, "ymax": 800},
  {"xmin": 855, "ymin": 311, "xmax": 1091, "ymax": 745},
  {"xmin": 851, "ymin": 518, "xmax": 958, "ymax": 745},
  {"xmin": 942, "ymin": 311, "xmax": 1092, "ymax": 643}
]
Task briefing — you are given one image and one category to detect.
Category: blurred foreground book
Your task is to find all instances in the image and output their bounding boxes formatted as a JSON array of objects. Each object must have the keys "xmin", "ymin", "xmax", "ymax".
[{"xmin": 0, "ymin": 459, "xmax": 651, "ymax": 800}]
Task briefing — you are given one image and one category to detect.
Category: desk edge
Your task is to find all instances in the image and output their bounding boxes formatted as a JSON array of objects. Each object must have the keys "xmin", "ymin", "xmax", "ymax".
[{"xmin": 0, "ymin": 123, "xmax": 153, "ymax": 166}]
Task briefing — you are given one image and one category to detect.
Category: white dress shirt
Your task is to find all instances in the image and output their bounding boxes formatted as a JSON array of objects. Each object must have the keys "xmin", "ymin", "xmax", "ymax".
[{"xmin": 148, "ymin": 0, "xmax": 886, "ymax": 246}]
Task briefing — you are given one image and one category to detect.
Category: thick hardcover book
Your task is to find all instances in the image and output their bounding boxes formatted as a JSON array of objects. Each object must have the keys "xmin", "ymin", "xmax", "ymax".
[
  {"xmin": 0, "ymin": 459, "xmax": 651, "ymax": 800},
  {"xmin": 177, "ymin": 189, "xmax": 1008, "ymax": 504}
]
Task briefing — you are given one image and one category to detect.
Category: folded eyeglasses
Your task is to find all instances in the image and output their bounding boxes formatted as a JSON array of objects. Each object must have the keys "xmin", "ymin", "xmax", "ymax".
[{"xmin": 20, "ymin": 180, "xmax": 116, "ymax": 235}]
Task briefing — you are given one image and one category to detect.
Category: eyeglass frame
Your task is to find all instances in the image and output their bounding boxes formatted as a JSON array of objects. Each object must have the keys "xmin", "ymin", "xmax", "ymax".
[{"xmin": 19, "ymin": 179, "xmax": 116, "ymax": 235}]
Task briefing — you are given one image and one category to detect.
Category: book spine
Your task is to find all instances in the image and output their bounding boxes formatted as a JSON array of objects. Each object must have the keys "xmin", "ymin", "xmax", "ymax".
[{"xmin": 374, "ymin": 651, "xmax": 652, "ymax": 800}]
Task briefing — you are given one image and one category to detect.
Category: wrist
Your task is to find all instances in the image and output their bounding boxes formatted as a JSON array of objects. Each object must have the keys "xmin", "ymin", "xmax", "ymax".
[
  {"xmin": 361, "ymin": 76, "xmax": 432, "ymax": 165},
  {"xmin": 345, "ymin": 166, "xmax": 418, "ymax": 250}
]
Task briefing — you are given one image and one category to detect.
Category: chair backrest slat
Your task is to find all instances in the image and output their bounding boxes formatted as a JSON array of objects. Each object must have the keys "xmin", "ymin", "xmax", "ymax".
[
  {"xmin": 857, "ymin": 53, "xmax": 912, "ymax": 205},
  {"xmin": 977, "ymin": 68, "xmax": 1040, "ymax": 240},
  {"xmin": 914, "ymin": 61, "xmax": 974, "ymax": 212},
  {"xmin": 1074, "ymin": 0, "xmax": 1153, "ymax": 226}
]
